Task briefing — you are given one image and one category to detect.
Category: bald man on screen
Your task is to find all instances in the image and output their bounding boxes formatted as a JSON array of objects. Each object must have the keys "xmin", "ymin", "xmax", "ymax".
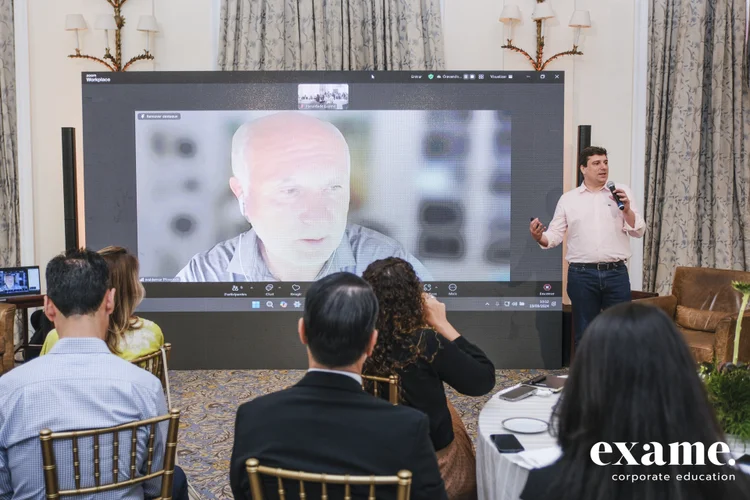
[
  {"xmin": 175, "ymin": 112, "xmax": 431, "ymax": 282},
  {"xmin": 0, "ymin": 274, "xmax": 22, "ymax": 293}
]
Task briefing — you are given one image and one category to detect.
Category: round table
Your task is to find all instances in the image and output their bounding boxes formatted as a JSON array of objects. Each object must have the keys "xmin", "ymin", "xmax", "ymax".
[
  {"xmin": 476, "ymin": 384, "xmax": 561, "ymax": 500},
  {"xmin": 477, "ymin": 384, "xmax": 750, "ymax": 500}
]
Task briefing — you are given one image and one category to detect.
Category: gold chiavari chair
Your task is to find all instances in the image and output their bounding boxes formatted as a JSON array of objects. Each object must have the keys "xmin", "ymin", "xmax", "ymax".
[
  {"xmin": 39, "ymin": 408, "xmax": 181, "ymax": 500},
  {"xmin": 361, "ymin": 373, "xmax": 400, "ymax": 405},
  {"xmin": 245, "ymin": 458, "xmax": 412, "ymax": 500},
  {"xmin": 131, "ymin": 343, "xmax": 172, "ymax": 388},
  {"xmin": 131, "ymin": 343, "xmax": 173, "ymax": 409}
]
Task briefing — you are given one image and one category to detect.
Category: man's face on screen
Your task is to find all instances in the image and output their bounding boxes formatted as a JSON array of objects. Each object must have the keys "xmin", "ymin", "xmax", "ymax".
[
  {"xmin": 235, "ymin": 117, "xmax": 350, "ymax": 269},
  {"xmin": 4, "ymin": 275, "xmax": 14, "ymax": 288}
]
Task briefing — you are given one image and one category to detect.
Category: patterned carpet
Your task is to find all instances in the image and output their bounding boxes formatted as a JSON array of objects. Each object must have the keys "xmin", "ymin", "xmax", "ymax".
[{"xmin": 170, "ymin": 369, "xmax": 567, "ymax": 499}]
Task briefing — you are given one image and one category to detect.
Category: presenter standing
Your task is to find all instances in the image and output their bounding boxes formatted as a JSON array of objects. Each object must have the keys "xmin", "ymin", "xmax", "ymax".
[{"xmin": 529, "ymin": 147, "xmax": 645, "ymax": 345}]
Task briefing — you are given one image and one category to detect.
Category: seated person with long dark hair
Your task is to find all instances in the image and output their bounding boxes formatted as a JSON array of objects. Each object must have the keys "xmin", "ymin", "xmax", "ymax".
[
  {"xmin": 521, "ymin": 302, "xmax": 750, "ymax": 500},
  {"xmin": 362, "ymin": 257, "xmax": 496, "ymax": 500}
]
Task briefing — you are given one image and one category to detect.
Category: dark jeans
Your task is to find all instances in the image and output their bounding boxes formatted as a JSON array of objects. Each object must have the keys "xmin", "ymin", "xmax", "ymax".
[
  {"xmin": 567, "ymin": 263, "xmax": 631, "ymax": 345},
  {"xmin": 173, "ymin": 465, "xmax": 189, "ymax": 500}
]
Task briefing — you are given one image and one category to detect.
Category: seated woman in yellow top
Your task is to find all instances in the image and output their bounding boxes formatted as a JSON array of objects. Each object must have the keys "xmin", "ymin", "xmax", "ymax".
[{"xmin": 42, "ymin": 246, "xmax": 164, "ymax": 361}]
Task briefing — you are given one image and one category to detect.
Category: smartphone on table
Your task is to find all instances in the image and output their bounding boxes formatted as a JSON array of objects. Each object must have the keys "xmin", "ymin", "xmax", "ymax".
[
  {"xmin": 498, "ymin": 385, "xmax": 536, "ymax": 402},
  {"xmin": 490, "ymin": 434, "xmax": 525, "ymax": 453}
]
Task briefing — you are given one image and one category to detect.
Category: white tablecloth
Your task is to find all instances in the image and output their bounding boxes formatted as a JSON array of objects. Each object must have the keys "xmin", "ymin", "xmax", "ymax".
[
  {"xmin": 476, "ymin": 384, "xmax": 561, "ymax": 500},
  {"xmin": 477, "ymin": 384, "xmax": 750, "ymax": 500}
]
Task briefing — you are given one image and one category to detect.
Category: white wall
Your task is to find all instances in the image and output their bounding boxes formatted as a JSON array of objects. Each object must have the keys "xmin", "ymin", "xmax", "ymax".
[
  {"xmin": 19, "ymin": 0, "xmax": 644, "ymax": 290},
  {"xmin": 22, "ymin": 0, "xmax": 215, "ymax": 273},
  {"xmin": 444, "ymin": 0, "xmax": 643, "ymax": 293},
  {"xmin": 444, "ymin": 0, "xmax": 636, "ymax": 188}
]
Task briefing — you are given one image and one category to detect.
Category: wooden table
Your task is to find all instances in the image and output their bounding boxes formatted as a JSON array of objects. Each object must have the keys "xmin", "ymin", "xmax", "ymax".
[{"xmin": 4, "ymin": 294, "xmax": 45, "ymax": 363}]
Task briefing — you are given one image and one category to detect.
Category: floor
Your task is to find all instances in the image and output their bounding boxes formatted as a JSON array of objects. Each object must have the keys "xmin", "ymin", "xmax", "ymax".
[{"xmin": 169, "ymin": 368, "xmax": 566, "ymax": 499}]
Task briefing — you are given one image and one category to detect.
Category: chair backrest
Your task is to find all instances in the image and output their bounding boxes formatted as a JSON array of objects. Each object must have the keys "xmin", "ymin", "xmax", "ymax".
[
  {"xmin": 361, "ymin": 373, "xmax": 400, "ymax": 405},
  {"xmin": 673, "ymin": 267, "xmax": 750, "ymax": 313},
  {"xmin": 245, "ymin": 458, "xmax": 412, "ymax": 500},
  {"xmin": 131, "ymin": 343, "xmax": 172, "ymax": 388},
  {"xmin": 39, "ymin": 408, "xmax": 181, "ymax": 499}
]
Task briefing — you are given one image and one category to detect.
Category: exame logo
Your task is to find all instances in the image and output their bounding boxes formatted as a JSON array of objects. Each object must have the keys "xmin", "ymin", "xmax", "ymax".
[{"xmin": 591, "ymin": 442, "xmax": 736, "ymax": 467}]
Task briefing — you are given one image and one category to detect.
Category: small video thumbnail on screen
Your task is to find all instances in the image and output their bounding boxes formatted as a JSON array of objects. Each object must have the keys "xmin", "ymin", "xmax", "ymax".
[
  {"xmin": 134, "ymin": 106, "xmax": 511, "ymax": 283},
  {"xmin": 298, "ymin": 84, "xmax": 349, "ymax": 110}
]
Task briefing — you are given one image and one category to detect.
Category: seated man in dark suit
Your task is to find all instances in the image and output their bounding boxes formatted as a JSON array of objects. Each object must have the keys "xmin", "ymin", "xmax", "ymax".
[{"xmin": 230, "ymin": 272, "xmax": 448, "ymax": 500}]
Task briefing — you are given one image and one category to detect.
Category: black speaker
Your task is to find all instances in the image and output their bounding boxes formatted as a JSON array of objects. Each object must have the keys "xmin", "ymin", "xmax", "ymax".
[
  {"xmin": 61, "ymin": 127, "xmax": 79, "ymax": 251},
  {"xmin": 576, "ymin": 125, "xmax": 591, "ymax": 186}
]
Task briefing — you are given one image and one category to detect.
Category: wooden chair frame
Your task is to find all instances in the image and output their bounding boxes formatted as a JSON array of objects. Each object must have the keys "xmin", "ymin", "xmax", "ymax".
[
  {"xmin": 39, "ymin": 408, "xmax": 180, "ymax": 499},
  {"xmin": 245, "ymin": 458, "xmax": 412, "ymax": 500},
  {"xmin": 361, "ymin": 374, "xmax": 400, "ymax": 405}
]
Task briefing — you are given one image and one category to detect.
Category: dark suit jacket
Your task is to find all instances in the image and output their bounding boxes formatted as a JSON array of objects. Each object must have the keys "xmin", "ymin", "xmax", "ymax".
[{"xmin": 230, "ymin": 371, "xmax": 448, "ymax": 500}]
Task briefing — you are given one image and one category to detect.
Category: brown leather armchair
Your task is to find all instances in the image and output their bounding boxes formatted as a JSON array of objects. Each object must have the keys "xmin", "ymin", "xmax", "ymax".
[
  {"xmin": 0, "ymin": 302, "xmax": 16, "ymax": 374},
  {"xmin": 637, "ymin": 267, "xmax": 750, "ymax": 364}
]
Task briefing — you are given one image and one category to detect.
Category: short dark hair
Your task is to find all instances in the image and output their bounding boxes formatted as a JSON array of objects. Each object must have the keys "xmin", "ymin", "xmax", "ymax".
[
  {"xmin": 303, "ymin": 272, "xmax": 378, "ymax": 368},
  {"xmin": 46, "ymin": 248, "xmax": 111, "ymax": 317},
  {"xmin": 578, "ymin": 146, "xmax": 607, "ymax": 168}
]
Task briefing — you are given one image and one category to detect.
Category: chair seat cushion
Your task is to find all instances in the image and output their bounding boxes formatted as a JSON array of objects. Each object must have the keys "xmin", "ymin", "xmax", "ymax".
[
  {"xmin": 675, "ymin": 305, "xmax": 730, "ymax": 332},
  {"xmin": 678, "ymin": 327, "xmax": 714, "ymax": 363}
]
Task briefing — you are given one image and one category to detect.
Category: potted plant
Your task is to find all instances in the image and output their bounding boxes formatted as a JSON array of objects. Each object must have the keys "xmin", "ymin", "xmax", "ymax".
[{"xmin": 699, "ymin": 281, "xmax": 750, "ymax": 451}]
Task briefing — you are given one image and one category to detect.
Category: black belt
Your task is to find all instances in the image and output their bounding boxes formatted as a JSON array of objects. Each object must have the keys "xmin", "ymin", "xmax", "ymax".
[{"xmin": 570, "ymin": 261, "xmax": 625, "ymax": 270}]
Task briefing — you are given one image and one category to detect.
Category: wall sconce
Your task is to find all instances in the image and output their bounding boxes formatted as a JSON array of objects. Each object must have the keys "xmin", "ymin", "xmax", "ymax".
[
  {"xmin": 65, "ymin": 15, "xmax": 87, "ymax": 53},
  {"xmin": 137, "ymin": 15, "xmax": 159, "ymax": 53},
  {"xmin": 65, "ymin": 0, "xmax": 157, "ymax": 72},
  {"xmin": 499, "ymin": 1, "xmax": 591, "ymax": 71}
]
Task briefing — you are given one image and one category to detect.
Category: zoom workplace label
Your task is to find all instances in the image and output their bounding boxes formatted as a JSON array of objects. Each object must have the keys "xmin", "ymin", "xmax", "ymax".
[{"xmin": 591, "ymin": 442, "xmax": 740, "ymax": 482}]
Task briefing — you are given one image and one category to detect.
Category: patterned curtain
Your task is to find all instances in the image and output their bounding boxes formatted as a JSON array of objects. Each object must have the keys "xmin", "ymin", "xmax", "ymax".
[
  {"xmin": 644, "ymin": 0, "xmax": 750, "ymax": 295},
  {"xmin": 218, "ymin": 0, "xmax": 444, "ymax": 71},
  {"xmin": 0, "ymin": 0, "xmax": 18, "ymax": 268}
]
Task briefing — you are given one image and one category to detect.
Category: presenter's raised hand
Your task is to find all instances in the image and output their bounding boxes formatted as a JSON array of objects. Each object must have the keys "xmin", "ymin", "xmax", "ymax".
[{"xmin": 529, "ymin": 218, "xmax": 547, "ymax": 243}]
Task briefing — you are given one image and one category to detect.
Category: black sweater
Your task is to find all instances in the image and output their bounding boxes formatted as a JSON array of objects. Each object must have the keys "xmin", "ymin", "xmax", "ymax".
[{"xmin": 398, "ymin": 330, "xmax": 496, "ymax": 451}]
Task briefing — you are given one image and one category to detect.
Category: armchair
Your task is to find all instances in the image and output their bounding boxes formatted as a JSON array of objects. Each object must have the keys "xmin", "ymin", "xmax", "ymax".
[{"xmin": 636, "ymin": 267, "xmax": 750, "ymax": 363}]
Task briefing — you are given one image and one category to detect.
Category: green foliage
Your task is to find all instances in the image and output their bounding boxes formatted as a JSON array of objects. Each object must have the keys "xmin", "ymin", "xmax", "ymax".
[
  {"xmin": 732, "ymin": 281, "xmax": 750, "ymax": 296},
  {"xmin": 704, "ymin": 364, "xmax": 750, "ymax": 440},
  {"xmin": 731, "ymin": 281, "xmax": 750, "ymax": 365}
]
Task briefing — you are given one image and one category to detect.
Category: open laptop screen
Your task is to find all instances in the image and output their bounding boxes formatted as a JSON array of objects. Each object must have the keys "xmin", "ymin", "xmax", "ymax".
[{"xmin": 0, "ymin": 266, "xmax": 41, "ymax": 298}]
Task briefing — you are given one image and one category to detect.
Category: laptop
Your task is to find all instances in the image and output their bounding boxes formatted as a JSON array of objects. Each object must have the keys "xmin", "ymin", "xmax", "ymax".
[{"xmin": 0, "ymin": 266, "xmax": 42, "ymax": 299}]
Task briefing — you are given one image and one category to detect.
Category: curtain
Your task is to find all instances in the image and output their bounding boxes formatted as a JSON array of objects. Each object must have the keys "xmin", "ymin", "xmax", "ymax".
[
  {"xmin": 0, "ymin": 0, "xmax": 18, "ymax": 269},
  {"xmin": 644, "ymin": 0, "xmax": 750, "ymax": 295},
  {"xmin": 218, "ymin": 0, "xmax": 444, "ymax": 71}
]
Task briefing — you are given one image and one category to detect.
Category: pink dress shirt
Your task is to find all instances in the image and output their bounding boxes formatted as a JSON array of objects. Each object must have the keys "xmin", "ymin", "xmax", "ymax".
[{"xmin": 540, "ymin": 182, "xmax": 646, "ymax": 263}]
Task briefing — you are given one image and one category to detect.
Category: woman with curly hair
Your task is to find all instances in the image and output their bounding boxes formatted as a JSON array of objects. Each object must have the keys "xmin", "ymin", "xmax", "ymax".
[
  {"xmin": 362, "ymin": 257, "xmax": 496, "ymax": 500},
  {"xmin": 41, "ymin": 246, "xmax": 164, "ymax": 360}
]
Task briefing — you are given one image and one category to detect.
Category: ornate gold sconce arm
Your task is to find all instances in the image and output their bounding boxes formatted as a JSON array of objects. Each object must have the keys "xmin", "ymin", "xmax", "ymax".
[
  {"xmin": 66, "ymin": 0, "xmax": 156, "ymax": 72},
  {"xmin": 499, "ymin": 2, "xmax": 588, "ymax": 71}
]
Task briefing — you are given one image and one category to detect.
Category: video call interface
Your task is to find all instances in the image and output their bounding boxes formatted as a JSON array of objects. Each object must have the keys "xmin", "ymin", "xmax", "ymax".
[
  {"xmin": 0, "ymin": 267, "xmax": 41, "ymax": 298},
  {"xmin": 82, "ymin": 71, "xmax": 565, "ymax": 314}
]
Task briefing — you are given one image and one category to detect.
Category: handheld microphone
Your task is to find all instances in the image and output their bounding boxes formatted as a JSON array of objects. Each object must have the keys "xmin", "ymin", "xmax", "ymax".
[{"xmin": 607, "ymin": 181, "xmax": 624, "ymax": 210}]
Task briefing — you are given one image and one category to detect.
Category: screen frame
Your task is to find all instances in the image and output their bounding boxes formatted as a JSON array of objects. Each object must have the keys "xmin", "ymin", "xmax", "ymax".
[{"xmin": 80, "ymin": 70, "xmax": 565, "ymax": 369}]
